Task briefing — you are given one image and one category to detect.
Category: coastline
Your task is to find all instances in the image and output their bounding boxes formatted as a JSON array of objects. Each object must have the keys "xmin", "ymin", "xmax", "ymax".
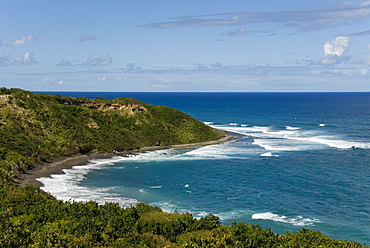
[{"xmin": 15, "ymin": 133, "xmax": 235, "ymax": 188}]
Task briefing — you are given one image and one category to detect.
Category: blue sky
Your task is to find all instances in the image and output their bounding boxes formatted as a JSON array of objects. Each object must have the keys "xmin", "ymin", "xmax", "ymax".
[{"xmin": 1, "ymin": 0, "xmax": 370, "ymax": 92}]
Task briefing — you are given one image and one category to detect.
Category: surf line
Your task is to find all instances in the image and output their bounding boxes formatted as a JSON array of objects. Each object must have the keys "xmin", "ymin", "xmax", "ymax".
[{"xmin": 16, "ymin": 132, "xmax": 235, "ymax": 188}]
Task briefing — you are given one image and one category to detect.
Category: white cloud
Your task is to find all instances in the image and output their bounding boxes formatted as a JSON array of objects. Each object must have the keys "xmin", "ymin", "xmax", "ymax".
[
  {"xmin": 0, "ymin": 54, "xmax": 12, "ymax": 66},
  {"xmin": 11, "ymin": 35, "xmax": 34, "ymax": 46},
  {"xmin": 43, "ymin": 78, "xmax": 53, "ymax": 83},
  {"xmin": 310, "ymin": 68, "xmax": 368, "ymax": 76},
  {"xmin": 6, "ymin": 63, "xmax": 369, "ymax": 92},
  {"xmin": 126, "ymin": 63, "xmax": 140, "ymax": 71},
  {"xmin": 56, "ymin": 55, "xmax": 112, "ymax": 67},
  {"xmin": 144, "ymin": 1, "xmax": 370, "ymax": 32},
  {"xmin": 56, "ymin": 60, "xmax": 72, "ymax": 66},
  {"xmin": 79, "ymin": 34, "xmax": 97, "ymax": 42},
  {"xmin": 361, "ymin": 0, "xmax": 370, "ymax": 7},
  {"xmin": 57, "ymin": 80, "xmax": 70, "ymax": 85},
  {"xmin": 42, "ymin": 78, "xmax": 71, "ymax": 86},
  {"xmin": 197, "ymin": 64, "xmax": 208, "ymax": 69},
  {"xmin": 151, "ymin": 83, "xmax": 170, "ymax": 88},
  {"xmin": 360, "ymin": 68, "xmax": 369, "ymax": 75},
  {"xmin": 320, "ymin": 36, "xmax": 351, "ymax": 65},
  {"xmin": 97, "ymin": 76, "xmax": 106, "ymax": 80},
  {"xmin": 211, "ymin": 62, "xmax": 223, "ymax": 69},
  {"xmin": 221, "ymin": 27, "xmax": 247, "ymax": 37},
  {"xmin": 352, "ymin": 54, "xmax": 370, "ymax": 66},
  {"xmin": 85, "ymin": 54, "xmax": 112, "ymax": 66},
  {"xmin": 352, "ymin": 43, "xmax": 370, "ymax": 65},
  {"xmin": 13, "ymin": 51, "xmax": 37, "ymax": 65},
  {"xmin": 348, "ymin": 29, "xmax": 370, "ymax": 36}
]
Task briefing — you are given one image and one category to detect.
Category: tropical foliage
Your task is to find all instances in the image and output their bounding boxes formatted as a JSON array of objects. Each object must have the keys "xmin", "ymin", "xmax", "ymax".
[{"xmin": 0, "ymin": 184, "xmax": 366, "ymax": 247}]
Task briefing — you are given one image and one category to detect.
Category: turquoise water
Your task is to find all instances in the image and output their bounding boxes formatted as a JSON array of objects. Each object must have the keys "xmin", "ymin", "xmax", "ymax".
[{"xmin": 38, "ymin": 92, "xmax": 370, "ymax": 244}]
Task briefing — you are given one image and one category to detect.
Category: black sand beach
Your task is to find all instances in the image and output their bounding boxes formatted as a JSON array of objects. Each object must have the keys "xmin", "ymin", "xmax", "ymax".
[{"xmin": 15, "ymin": 134, "xmax": 235, "ymax": 188}]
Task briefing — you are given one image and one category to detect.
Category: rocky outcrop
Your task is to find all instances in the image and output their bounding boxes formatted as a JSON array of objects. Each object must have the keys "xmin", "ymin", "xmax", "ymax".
[{"xmin": 56, "ymin": 99, "xmax": 147, "ymax": 115}]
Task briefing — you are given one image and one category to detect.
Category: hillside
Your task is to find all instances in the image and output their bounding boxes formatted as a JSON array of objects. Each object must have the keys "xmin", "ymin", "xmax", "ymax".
[{"xmin": 0, "ymin": 87, "xmax": 225, "ymax": 183}]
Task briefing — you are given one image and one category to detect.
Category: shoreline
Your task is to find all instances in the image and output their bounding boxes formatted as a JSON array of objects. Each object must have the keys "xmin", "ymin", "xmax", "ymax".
[{"xmin": 15, "ymin": 133, "xmax": 235, "ymax": 188}]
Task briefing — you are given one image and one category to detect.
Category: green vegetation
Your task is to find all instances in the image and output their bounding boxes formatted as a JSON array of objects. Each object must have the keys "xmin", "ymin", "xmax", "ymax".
[
  {"xmin": 0, "ymin": 184, "xmax": 366, "ymax": 247},
  {"xmin": 0, "ymin": 87, "xmax": 367, "ymax": 247},
  {"xmin": 0, "ymin": 87, "xmax": 224, "ymax": 183}
]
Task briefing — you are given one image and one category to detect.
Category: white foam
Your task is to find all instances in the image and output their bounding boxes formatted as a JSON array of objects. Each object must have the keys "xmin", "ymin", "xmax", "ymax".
[
  {"xmin": 38, "ymin": 142, "xmax": 251, "ymax": 205},
  {"xmin": 39, "ymin": 174, "xmax": 137, "ymax": 207},
  {"xmin": 204, "ymin": 122, "xmax": 214, "ymax": 125},
  {"xmin": 214, "ymin": 125, "xmax": 271, "ymax": 136},
  {"xmin": 120, "ymin": 144, "xmax": 245, "ymax": 162},
  {"xmin": 252, "ymin": 138, "xmax": 318, "ymax": 151},
  {"xmin": 229, "ymin": 123, "xmax": 239, "ymax": 126},
  {"xmin": 261, "ymin": 152, "xmax": 279, "ymax": 157},
  {"xmin": 319, "ymin": 124, "xmax": 325, "ymax": 127},
  {"xmin": 38, "ymin": 156, "xmax": 138, "ymax": 207},
  {"xmin": 216, "ymin": 210, "xmax": 253, "ymax": 221},
  {"xmin": 252, "ymin": 212, "xmax": 321, "ymax": 226},
  {"xmin": 182, "ymin": 143, "xmax": 249, "ymax": 160},
  {"xmin": 152, "ymin": 201, "xmax": 180, "ymax": 213},
  {"xmin": 285, "ymin": 126, "xmax": 301, "ymax": 130},
  {"xmin": 38, "ymin": 123, "xmax": 370, "ymax": 209},
  {"xmin": 291, "ymin": 135, "xmax": 370, "ymax": 149},
  {"xmin": 195, "ymin": 211, "xmax": 210, "ymax": 217},
  {"xmin": 183, "ymin": 149, "xmax": 230, "ymax": 159},
  {"xmin": 149, "ymin": 186, "xmax": 162, "ymax": 189},
  {"xmin": 215, "ymin": 123, "xmax": 370, "ymax": 151},
  {"xmin": 139, "ymin": 188, "xmax": 148, "ymax": 194}
]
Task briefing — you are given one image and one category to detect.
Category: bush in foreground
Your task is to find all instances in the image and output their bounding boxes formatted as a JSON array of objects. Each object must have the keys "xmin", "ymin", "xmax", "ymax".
[{"xmin": 0, "ymin": 184, "xmax": 366, "ymax": 247}]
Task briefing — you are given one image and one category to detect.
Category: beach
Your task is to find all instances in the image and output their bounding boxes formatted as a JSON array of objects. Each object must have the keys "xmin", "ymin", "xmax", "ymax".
[{"xmin": 15, "ymin": 133, "xmax": 235, "ymax": 188}]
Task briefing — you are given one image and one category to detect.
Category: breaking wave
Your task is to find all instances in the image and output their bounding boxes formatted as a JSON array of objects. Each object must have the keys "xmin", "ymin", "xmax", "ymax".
[
  {"xmin": 252, "ymin": 212, "xmax": 321, "ymax": 226},
  {"xmin": 212, "ymin": 123, "xmax": 370, "ymax": 151}
]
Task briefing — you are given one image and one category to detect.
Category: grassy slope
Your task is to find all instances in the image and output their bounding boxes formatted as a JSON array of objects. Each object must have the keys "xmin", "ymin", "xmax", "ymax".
[{"xmin": 0, "ymin": 88, "xmax": 224, "ymax": 182}]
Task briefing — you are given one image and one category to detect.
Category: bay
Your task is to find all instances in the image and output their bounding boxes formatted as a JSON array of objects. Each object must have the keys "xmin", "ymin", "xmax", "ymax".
[{"xmin": 37, "ymin": 92, "xmax": 370, "ymax": 245}]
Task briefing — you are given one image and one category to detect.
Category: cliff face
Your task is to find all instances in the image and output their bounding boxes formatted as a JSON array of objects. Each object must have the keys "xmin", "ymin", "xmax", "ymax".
[
  {"xmin": 0, "ymin": 88, "xmax": 225, "ymax": 183},
  {"xmin": 56, "ymin": 98, "xmax": 147, "ymax": 115}
]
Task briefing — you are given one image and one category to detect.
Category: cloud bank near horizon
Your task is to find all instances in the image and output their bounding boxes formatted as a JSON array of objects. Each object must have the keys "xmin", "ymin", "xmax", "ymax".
[{"xmin": 144, "ymin": 1, "xmax": 370, "ymax": 33}]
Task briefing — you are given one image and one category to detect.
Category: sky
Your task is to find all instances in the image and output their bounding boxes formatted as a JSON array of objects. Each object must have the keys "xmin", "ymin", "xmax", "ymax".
[{"xmin": 1, "ymin": 0, "xmax": 370, "ymax": 92}]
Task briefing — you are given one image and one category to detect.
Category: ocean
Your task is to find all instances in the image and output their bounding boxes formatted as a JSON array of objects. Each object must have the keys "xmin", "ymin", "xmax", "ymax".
[{"xmin": 37, "ymin": 92, "xmax": 370, "ymax": 245}]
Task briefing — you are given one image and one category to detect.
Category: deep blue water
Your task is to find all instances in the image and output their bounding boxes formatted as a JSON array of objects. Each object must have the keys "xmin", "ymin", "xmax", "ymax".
[{"xmin": 37, "ymin": 92, "xmax": 370, "ymax": 245}]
